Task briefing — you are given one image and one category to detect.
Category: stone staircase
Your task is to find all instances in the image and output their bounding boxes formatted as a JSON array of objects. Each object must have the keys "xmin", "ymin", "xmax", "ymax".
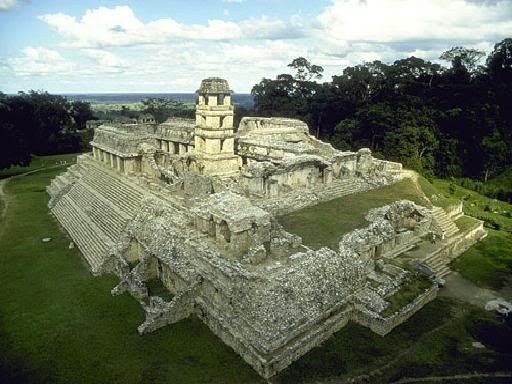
[
  {"xmin": 50, "ymin": 161, "xmax": 145, "ymax": 274},
  {"xmin": 432, "ymin": 206, "xmax": 459, "ymax": 238},
  {"xmin": 422, "ymin": 249, "xmax": 451, "ymax": 278},
  {"xmin": 52, "ymin": 196, "xmax": 113, "ymax": 272},
  {"xmin": 320, "ymin": 179, "xmax": 368, "ymax": 201}
]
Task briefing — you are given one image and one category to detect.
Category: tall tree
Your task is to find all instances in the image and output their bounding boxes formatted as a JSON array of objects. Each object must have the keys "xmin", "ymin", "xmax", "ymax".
[
  {"xmin": 287, "ymin": 57, "xmax": 324, "ymax": 81},
  {"xmin": 70, "ymin": 100, "xmax": 94, "ymax": 130},
  {"xmin": 440, "ymin": 46, "xmax": 486, "ymax": 74}
]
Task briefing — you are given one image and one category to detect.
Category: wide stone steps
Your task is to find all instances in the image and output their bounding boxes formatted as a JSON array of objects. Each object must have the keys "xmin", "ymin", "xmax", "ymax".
[
  {"xmin": 66, "ymin": 182, "xmax": 128, "ymax": 242},
  {"xmin": 80, "ymin": 166, "xmax": 144, "ymax": 213},
  {"xmin": 50, "ymin": 159, "xmax": 147, "ymax": 274},
  {"xmin": 52, "ymin": 195, "xmax": 113, "ymax": 273},
  {"xmin": 423, "ymin": 251, "xmax": 452, "ymax": 278},
  {"xmin": 321, "ymin": 180, "xmax": 365, "ymax": 200},
  {"xmin": 432, "ymin": 207, "xmax": 459, "ymax": 237}
]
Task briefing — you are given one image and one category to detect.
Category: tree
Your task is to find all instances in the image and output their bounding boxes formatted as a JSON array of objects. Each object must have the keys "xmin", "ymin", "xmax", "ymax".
[
  {"xmin": 70, "ymin": 100, "xmax": 94, "ymax": 130},
  {"xmin": 383, "ymin": 118, "xmax": 438, "ymax": 174},
  {"xmin": 142, "ymin": 97, "xmax": 188, "ymax": 124},
  {"xmin": 287, "ymin": 57, "xmax": 324, "ymax": 81},
  {"xmin": 440, "ymin": 46, "xmax": 486, "ymax": 74},
  {"xmin": 0, "ymin": 97, "xmax": 31, "ymax": 170}
]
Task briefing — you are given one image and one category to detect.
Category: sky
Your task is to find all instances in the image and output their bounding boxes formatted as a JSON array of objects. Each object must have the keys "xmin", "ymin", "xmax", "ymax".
[{"xmin": 0, "ymin": 0, "xmax": 511, "ymax": 94}]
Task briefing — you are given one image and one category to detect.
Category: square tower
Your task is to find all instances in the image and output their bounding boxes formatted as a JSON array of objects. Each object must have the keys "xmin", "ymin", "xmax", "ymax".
[{"xmin": 195, "ymin": 78, "xmax": 240, "ymax": 176}]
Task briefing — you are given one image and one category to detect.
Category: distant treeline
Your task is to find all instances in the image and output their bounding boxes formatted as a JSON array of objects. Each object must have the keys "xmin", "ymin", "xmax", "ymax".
[
  {"xmin": 0, "ymin": 93, "xmax": 195, "ymax": 170},
  {"xmin": 250, "ymin": 38, "xmax": 512, "ymax": 183},
  {"xmin": 0, "ymin": 91, "xmax": 95, "ymax": 170},
  {"xmin": 63, "ymin": 93, "xmax": 254, "ymax": 107}
]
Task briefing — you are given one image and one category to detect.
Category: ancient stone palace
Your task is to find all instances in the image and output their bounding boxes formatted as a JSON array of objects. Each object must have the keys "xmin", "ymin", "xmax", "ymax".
[{"xmin": 48, "ymin": 78, "xmax": 487, "ymax": 379}]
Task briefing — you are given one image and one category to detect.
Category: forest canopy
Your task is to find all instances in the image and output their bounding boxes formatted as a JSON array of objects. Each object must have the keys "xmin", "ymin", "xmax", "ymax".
[{"xmin": 251, "ymin": 38, "xmax": 512, "ymax": 181}]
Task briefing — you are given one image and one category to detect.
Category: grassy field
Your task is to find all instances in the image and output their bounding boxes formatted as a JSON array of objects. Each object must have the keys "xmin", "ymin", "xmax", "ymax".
[
  {"xmin": 451, "ymin": 230, "xmax": 512, "ymax": 292},
  {"xmin": 0, "ymin": 153, "xmax": 80, "ymax": 179},
  {"xmin": 279, "ymin": 178, "xmax": 429, "ymax": 249},
  {"xmin": 1, "ymin": 161, "xmax": 511, "ymax": 383}
]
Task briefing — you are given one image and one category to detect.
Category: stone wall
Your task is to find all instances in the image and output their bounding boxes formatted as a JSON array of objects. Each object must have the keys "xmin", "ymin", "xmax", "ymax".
[{"xmin": 352, "ymin": 284, "xmax": 438, "ymax": 335}]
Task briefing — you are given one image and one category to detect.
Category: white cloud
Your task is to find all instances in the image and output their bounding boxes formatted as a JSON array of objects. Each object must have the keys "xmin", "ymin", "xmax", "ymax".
[
  {"xmin": 8, "ymin": 46, "xmax": 75, "ymax": 75},
  {"xmin": 4, "ymin": 0, "xmax": 512, "ymax": 93},
  {"xmin": 316, "ymin": 0, "xmax": 512, "ymax": 46},
  {"xmin": 0, "ymin": 0, "xmax": 18, "ymax": 11},
  {"xmin": 80, "ymin": 49, "xmax": 129, "ymax": 72},
  {"xmin": 38, "ymin": 6, "xmax": 304, "ymax": 48}
]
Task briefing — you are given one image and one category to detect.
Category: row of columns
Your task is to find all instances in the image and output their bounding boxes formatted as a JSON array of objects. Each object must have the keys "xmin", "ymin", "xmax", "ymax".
[
  {"xmin": 92, "ymin": 147, "xmax": 125, "ymax": 172},
  {"xmin": 157, "ymin": 139, "xmax": 192, "ymax": 155}
]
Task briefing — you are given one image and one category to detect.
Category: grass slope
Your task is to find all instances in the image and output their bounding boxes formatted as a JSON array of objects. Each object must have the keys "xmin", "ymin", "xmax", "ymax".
[
  {"xmin": 279, "ymin": 178, "xmax": 428, "ymax": 249},
  {"xmin": 0, "ymin": 153, "xmax": 80, "ymax": 179}
]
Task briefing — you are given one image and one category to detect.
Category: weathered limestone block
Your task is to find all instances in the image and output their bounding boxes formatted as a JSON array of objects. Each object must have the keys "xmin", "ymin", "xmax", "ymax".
[
  {"xmin": 111, "ymin": 269, "xmax": 148, "ymax": 301},
  {"xmin": 183, "ymin": 172, "xmax": 213, "ymax": 198},
  {"xmin": 137, "ymin": 282, "xmax": 198, "ymax": 335}
]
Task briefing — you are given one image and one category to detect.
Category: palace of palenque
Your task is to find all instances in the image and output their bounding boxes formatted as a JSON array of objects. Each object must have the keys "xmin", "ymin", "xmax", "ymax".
[{"xmin": 47, "ymin": 78, "xmax": 488, "ymax": 379}]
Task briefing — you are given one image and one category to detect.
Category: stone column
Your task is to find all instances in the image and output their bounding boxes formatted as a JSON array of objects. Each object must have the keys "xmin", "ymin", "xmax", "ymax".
[
  {"xmin": 169, "ymin": 142, "xmax": 176, "ymax": 154},
  {"xmin": 109, "ymin": 153, "xmax": 114, "ymax": 168},
  {"xmin": 179, "ymin": 143, "xmax": 186, "ymax": 155}
]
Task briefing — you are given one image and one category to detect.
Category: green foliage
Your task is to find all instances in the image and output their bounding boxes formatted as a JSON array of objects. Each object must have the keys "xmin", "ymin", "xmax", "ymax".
[
  {"xmin": 287, "ymin": 57, "xmax": 324, "ymax": 81},
  {"xmin": 0, "ymin": 91, "xmax": 94, "ymax": 170},
  {"xmin": 141, "ymin": 97, "xmax": 192, "ymax": 124},
  {"xmin": 70, "ymin": 100, "xmax": 94, "ymax": 130},
  {"xmin": 440, "ymin": 46, "xmax": 486, "ymax": 74},
  {"xmin": 253, "ymin": 39, "xmax": 512, "ymax": 181}
]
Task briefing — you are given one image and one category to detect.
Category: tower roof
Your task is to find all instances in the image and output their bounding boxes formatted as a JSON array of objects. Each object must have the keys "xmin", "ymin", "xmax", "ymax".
[{"xmin": 197, "ymin": 77, "xmax": 233, "ymax": 95}]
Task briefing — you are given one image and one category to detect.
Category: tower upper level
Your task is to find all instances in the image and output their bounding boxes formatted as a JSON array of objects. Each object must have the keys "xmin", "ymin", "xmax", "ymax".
[{"xmin": 196, "ymin": 77, "xmax": 233, "ymax": 107}]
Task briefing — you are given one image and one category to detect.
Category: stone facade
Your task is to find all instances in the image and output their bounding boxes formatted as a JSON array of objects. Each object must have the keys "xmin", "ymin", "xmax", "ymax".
[{"xmin": 48, "ymin": 78, "xmax": 486, "ymax": 379}]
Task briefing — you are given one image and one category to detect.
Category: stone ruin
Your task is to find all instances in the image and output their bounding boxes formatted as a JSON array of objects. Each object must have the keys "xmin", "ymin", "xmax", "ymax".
[{"xmin": 48, "ymin": 78, "xmax": 487, "ymax": 379}]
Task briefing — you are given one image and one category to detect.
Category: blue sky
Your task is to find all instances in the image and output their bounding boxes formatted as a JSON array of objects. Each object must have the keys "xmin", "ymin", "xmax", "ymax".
[{"xmin": 1, "ymin": 0, "xmax": 511, "ymax": 93}]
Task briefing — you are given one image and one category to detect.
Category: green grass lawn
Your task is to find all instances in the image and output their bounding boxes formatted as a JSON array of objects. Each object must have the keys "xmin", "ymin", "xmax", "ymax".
[
  {"xmin": 455, "ymin": 215, "xmax": 480, "ymax": 232},
  {"xmin": 417, "ymin": 175, "xmax": 460, "ymax": 208},
  {"xmin": 279, "ymin": 178, "xmax": 429, "ymax": 249},
  {"xmin": 451, "ymin": 230, "xmax": 512, "ymax": 291},
  {"xmin": 0, "ymin": 153, "xmax": 80, "ymax": 179}
]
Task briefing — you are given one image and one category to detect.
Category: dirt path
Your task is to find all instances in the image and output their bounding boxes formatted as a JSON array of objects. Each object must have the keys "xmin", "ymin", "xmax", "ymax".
[
  {"xmin": 439, "ymin": 271, "xmax": 502, "ymax": 307},
  {"xmin": 0, "ymin": 177, "xmax": 8, "ymax": 221}
]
